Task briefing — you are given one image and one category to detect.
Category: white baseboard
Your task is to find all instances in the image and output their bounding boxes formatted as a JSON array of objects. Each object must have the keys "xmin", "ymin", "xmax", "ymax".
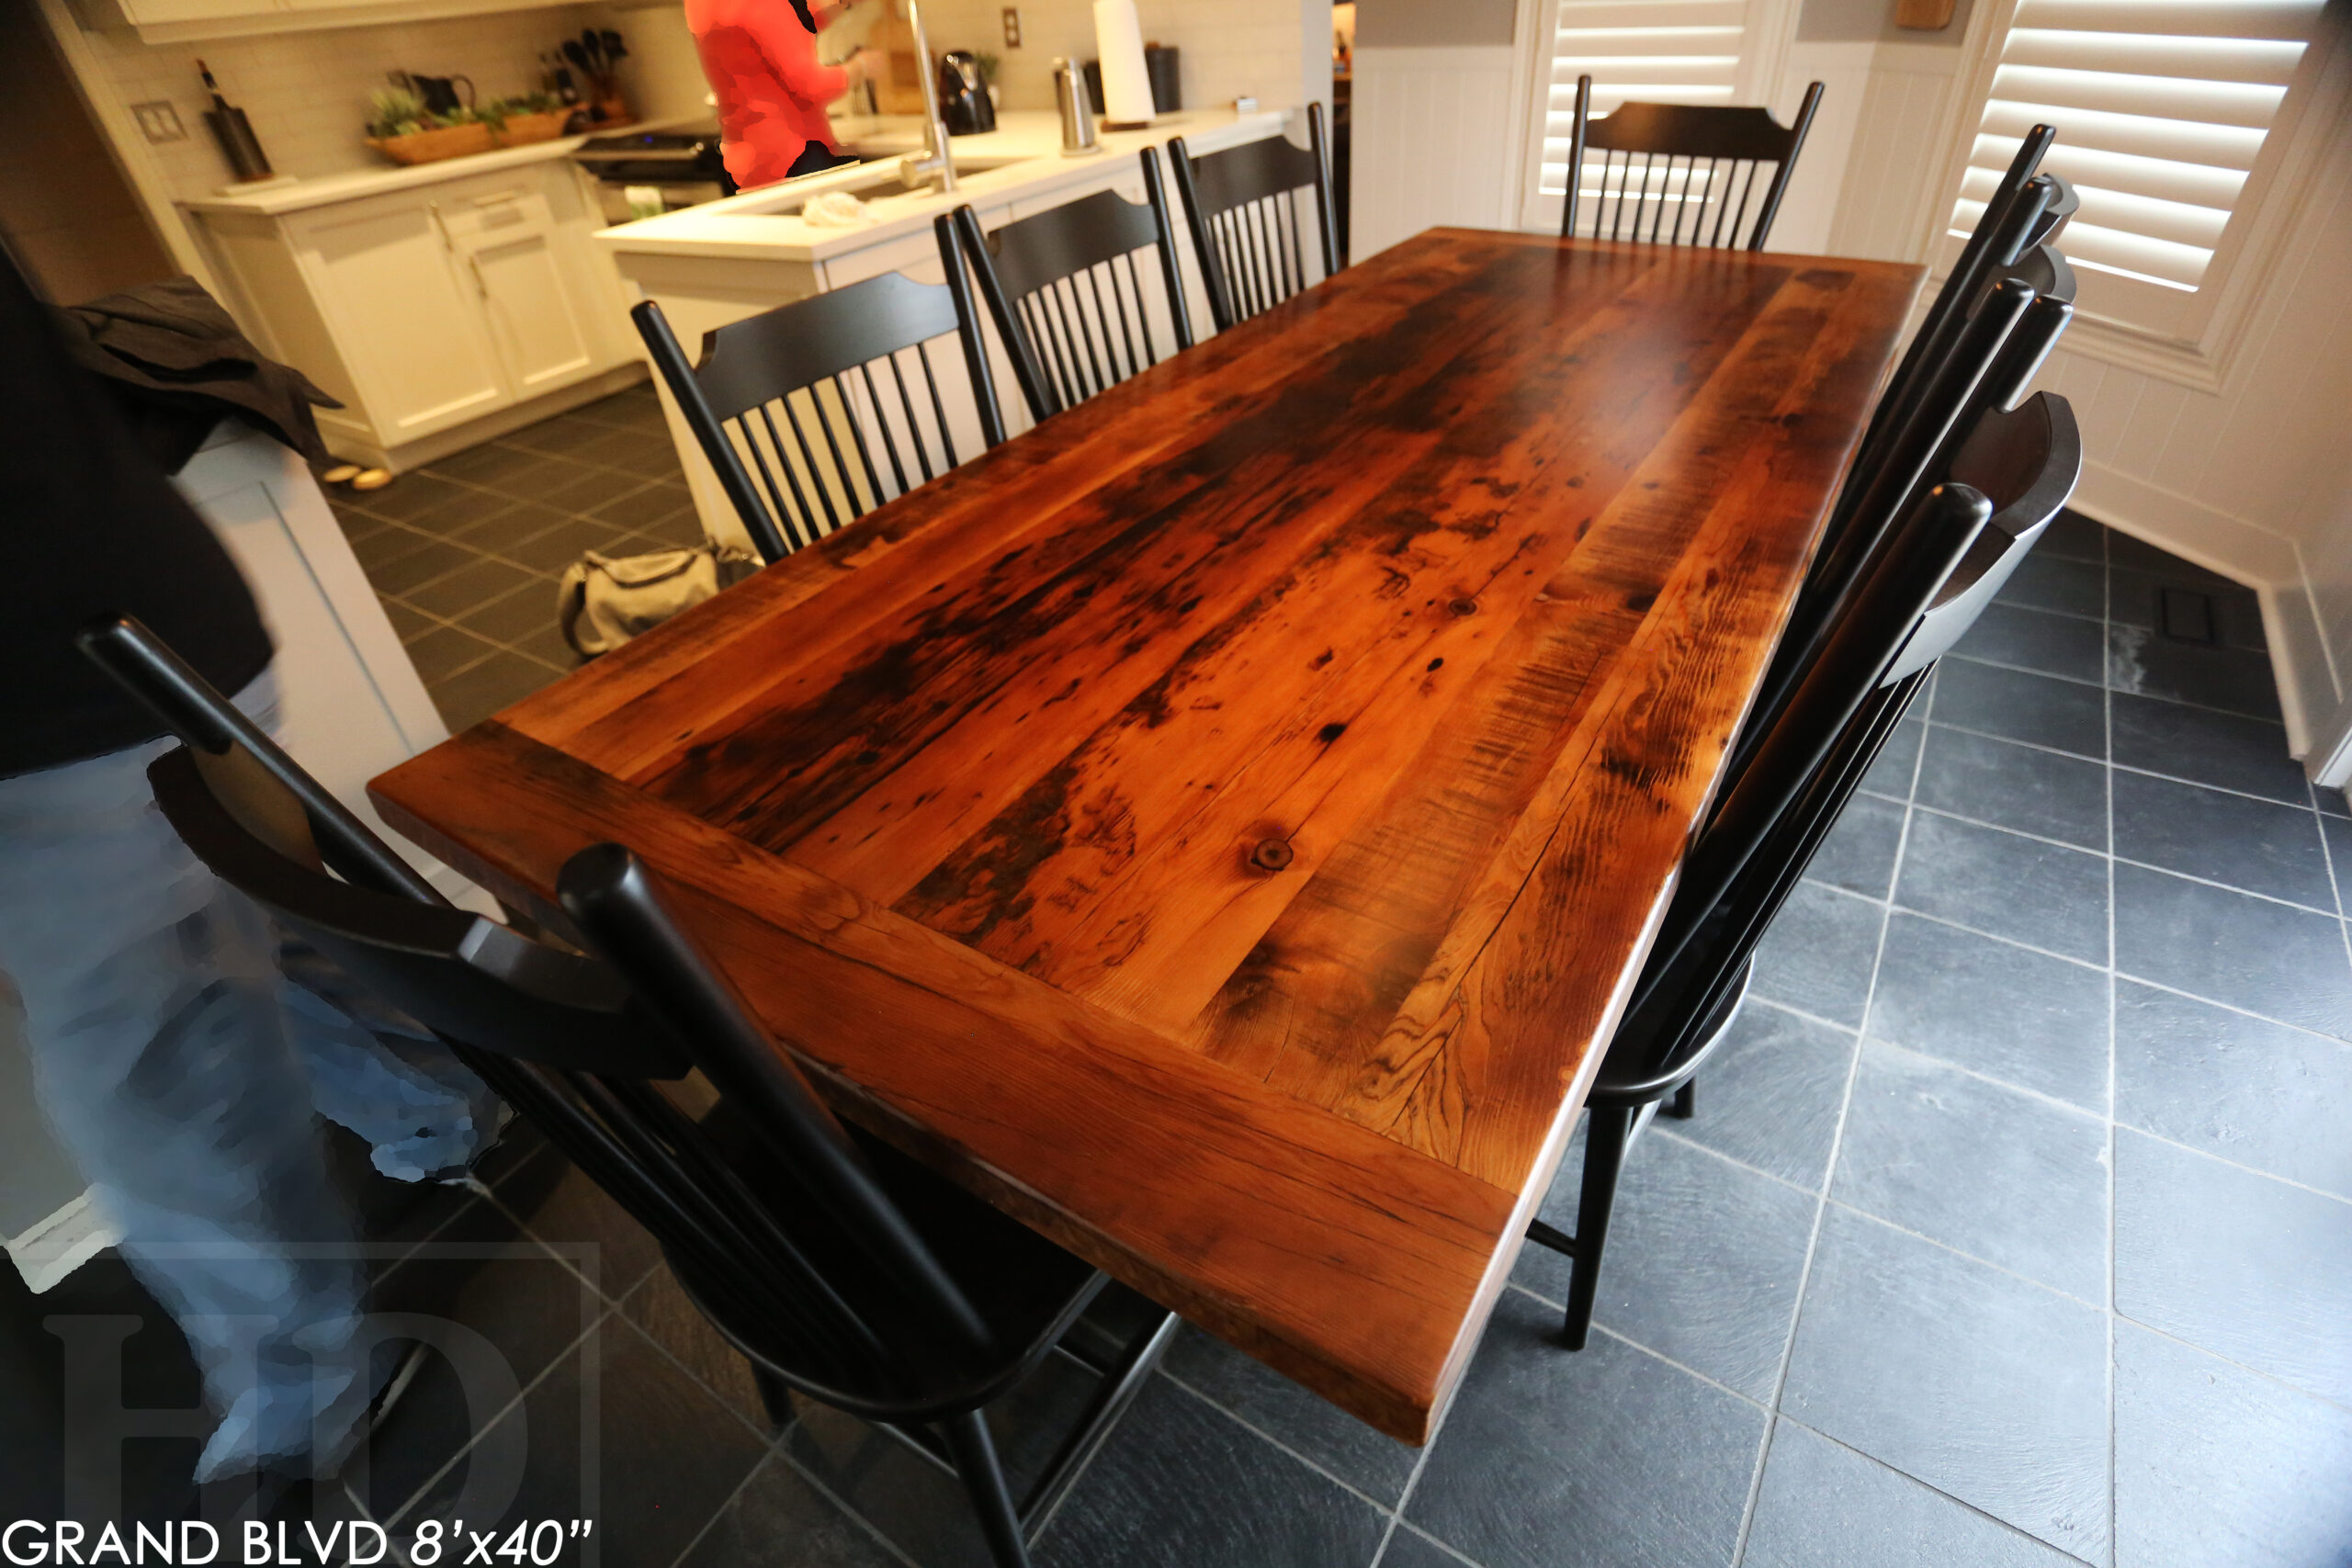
[{"xmin": 5, "ymin": 1190, "xmax": 119, "ymax": 1295}]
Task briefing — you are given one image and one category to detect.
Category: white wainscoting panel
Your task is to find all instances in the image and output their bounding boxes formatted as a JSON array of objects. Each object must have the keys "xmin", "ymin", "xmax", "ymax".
[
  {"xmin": 1825, "ymin": 43, "xmax": 1963, "ymax": 265},
  {"xmin": 1764, "ymin": 43, "xmax": 1878, "ymax": 257},
  {"xmin": 1349, "ymin": 45, "xmax": 1519, "ymax": 263}
]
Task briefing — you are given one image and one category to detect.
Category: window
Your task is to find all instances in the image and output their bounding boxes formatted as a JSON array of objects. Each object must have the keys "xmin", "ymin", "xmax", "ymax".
[
  {"xmin": 1948, "ymin": 0, "xmax": 2327, "ymax": 330},
  {"xmin": 1517, "ymin": 0, "xmax": 1793, "ymax": 231}
]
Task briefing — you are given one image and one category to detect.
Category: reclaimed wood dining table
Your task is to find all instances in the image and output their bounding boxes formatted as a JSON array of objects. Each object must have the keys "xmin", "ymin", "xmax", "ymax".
[{"xmin": 371, "ymin": 229, "xmax": 1922, "ymax": 1445}]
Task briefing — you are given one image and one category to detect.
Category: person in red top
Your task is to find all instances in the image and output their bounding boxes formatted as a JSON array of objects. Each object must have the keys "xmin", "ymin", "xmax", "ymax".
[{"xmin": 688, "ymin": 0, "xmax": 884, "ymax": 190}]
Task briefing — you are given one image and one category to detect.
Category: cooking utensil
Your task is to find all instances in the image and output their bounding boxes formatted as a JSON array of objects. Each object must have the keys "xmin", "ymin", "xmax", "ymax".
[
  {"xmin": 1053, "ymin": 58, "xmax": 1101, "ymax": 156},
  {"xmin": 937, "ymin": 50, "xmax": 995, "ymax": 135},
  {"xmin": 197, "ymin": 59, "xmax": 274, "ymax": 182}
]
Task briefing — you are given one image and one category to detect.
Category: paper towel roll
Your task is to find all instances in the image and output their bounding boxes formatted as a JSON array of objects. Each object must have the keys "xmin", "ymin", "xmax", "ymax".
[{"xmin": 1093, "ymin": 0, "xmax": 1155, "ymax": 127}]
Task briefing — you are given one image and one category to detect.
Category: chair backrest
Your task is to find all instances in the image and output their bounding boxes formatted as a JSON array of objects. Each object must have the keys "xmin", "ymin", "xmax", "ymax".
[
  {"xmin": 632, "ymin": 266, "xmax": 1005, "ymax": 565},
  {"xmin": 82, "ymin": 614, "xmax": 1003, "ymax": 1389},
  {"xmin": 951, "ymin": 151, "xmax": 1194, "ymax": 424},
  {"xmin": 1556, "ymin": 76, "xmax": 1825, "ymax": 252},
  {"xmin": 1167, "ymin": 103, "xmax": 1341, "ymax": 333},
  {"xmin": 1849, "ymin": 133, "xmax": 2056, "ymax": 483},
  {"xmin": 1612, "ymin": 389, "xmax": 2082, "ymax": 1082}
]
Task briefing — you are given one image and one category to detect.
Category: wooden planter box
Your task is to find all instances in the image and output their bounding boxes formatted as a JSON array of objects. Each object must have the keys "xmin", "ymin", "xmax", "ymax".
[{"xmin": 367, "ymin": 122, "xmax": 496, "ymax": 165}]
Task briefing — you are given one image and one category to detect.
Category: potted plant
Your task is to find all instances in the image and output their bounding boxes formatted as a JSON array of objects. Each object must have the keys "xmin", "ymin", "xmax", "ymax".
[
  {"xmin": 493, "ymin": 91, "xmax": 572, "ymax": 147},
  {"xmin": 365, "ymin": 86, "xmax": 495, "ymax": 164}
]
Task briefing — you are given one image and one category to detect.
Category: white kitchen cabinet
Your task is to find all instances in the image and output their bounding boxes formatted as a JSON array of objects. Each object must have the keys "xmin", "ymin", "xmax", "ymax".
[{"xmin": 189, "ymin": 158, "xmax": 639, "ymax": 472}]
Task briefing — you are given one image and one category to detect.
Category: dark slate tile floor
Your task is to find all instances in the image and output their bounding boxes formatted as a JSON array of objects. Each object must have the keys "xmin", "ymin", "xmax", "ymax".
[
  {"xmin": 11, "ymin": 516, "xmax": 2352, "ymax": 1568},
  {"xmin": 322, "ymin": 383, "xmax": 704, "ymax": 733}
]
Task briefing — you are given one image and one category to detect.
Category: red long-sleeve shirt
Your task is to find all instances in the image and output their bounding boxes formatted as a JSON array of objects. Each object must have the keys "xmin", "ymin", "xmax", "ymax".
[{"xmin": 686, "ymin": 0, "xmax": 850, "ymax": 190}]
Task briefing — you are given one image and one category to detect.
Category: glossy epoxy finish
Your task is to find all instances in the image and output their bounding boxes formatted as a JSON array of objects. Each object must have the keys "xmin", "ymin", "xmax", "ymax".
[{"xmin": 371, "ymin": 231, "xmax": 1920, "ymax": 1442}]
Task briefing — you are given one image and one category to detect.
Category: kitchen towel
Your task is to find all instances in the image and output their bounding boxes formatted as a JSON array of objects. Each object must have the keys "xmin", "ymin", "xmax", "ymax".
[{"xmin": 1092, "ymin": 0, "xmax": 1154, "ymax": 127}]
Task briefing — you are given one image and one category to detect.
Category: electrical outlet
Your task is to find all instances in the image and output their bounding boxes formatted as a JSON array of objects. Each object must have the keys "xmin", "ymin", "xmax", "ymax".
[
  {"xmin": 1001, "ymin": 6, "xmax": 1021, "ymax": 46},
  {"xmin": 131, "ymin": 101, "xmax": 187, "ymax": 144}
]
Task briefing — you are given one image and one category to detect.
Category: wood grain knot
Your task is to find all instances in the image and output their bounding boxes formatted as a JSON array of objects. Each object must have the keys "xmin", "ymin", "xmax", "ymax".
[
  {"xmin": 1249, "ymin": 837, "xmax": 1296, "ymax": 873},
  {"xmin": 1446, "ymin": 597, "xmax": 1479, "ymax": 617}
]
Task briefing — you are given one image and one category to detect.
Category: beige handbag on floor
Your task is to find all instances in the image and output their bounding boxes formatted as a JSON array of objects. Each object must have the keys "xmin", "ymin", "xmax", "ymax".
[{"xmin": 557, "ymin": 542, "xmax": 762, "ymax": 658}]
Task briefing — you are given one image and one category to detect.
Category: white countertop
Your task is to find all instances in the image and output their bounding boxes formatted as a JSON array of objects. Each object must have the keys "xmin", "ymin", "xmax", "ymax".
[
  {"xmin": 594, "ymin": 108, "xmax": 1292, "ymax": 265},
  {"xmin": 178, "ymin": 113, "xmax": 707, "ymax": 217}
]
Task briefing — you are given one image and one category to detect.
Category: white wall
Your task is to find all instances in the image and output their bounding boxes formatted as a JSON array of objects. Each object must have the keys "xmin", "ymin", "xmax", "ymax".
[
  {"xmin": 1347, "ymin": 43, "xmax": 1518, "ymax": 261},
  {"xmin": 913, "ymin": 0, "xmax": 1330, "ymax": 118}
]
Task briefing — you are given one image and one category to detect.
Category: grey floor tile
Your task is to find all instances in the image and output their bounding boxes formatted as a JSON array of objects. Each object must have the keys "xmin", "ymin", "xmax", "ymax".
[
  {"xmin": 1914, "ymin": 727, "xmax": 2109, "ymax": 852},
  {"xmin": 383, "ymin": 598, "xmax": 436, "ymax": 644},
  {"xmin": 1993, "ymin": 552, "xmax": 2105, "ymax": 621},
  {"xmin": 636, "ymin": 501, "xmax": 709, "ymax": 547},
  {"xmin": 2319, "ymin": 786, "xmax": 2350, "ymax": 819},
  {"xmin": 1036, "ymin": 1379, "xmax": 1388, "ymax": 1568},
  {"xmin": 514, "ymin": 620, "xmax": 586, "ymax": 672},
  {"xmin": 2115, "ymin": 981, "xmax": 2352, "ymax": 1199},
  {"xmin": 350, "ymin": 518, "xmax": 435, "ymax": 571},
  {"xmin": 1951, "ymin": 604, "xmax": 2107, "ymax": 683},
  {"xmin": 454, "ymin": 500, "xmax": 575, "ymax": 553},
  {"xmin": 2111, "ymin": 863, "xmax": 2352, "ymax": 1035},
  {"xmin": 2115, "ymin": 1128, "xmax": 2352, "ymax": 1406},
  {"xmin": 402, "ymin": 556, "xmax": 538, "ymax": 619},
  {"xmin": 1379, "ymin": 1527, "xmax": 1478, "ymax": 1568},
  {"xmin": 498, "ymin": 516, "xmax": 634, "ymax": 575},
  {"xmin": 2111, "ymin": 771, "xmax": 2335, "ymax": 911},
  {"xmin": 422, "ymin": 438, "xmax": 548, "ymax": 488},
  {"xmin": 499, "ymin": 1158, "xmax": 665, "ymax": 1305},
  {"xmin": 461, "ymin": 581, "xmax": 565, "ymax": 650},
  {"xmin": 2323, "ymin": 812, "xmax": 2352, "ymax": 887},
  {"xmin": 2109, "ymin": 563, "xmax": 2267, "ymax": 652},
  {"xmin": 1666, "ymin": 1001, "xmax": 1858, "ymax": 1190},
  {"xmin": 2109, "ymin": 624, "xmax": 2281, "ymax": 722},
  {"xmin": 363, "ymin": 535, "xmax": 473, "ymax": 597},
  {"xmin": 2114, "ymin": 1321, "xmax": 2352, "ymax": 1568},
  {"xmin": 393, "ymin": 1313, "xmax": 770, "ymax": 1566},
  {"xmin": 1812, "ymin": 794, "xmax": 1907, "ymax": 899},
  {"xmin": 676, "ymin": 1452, "xmax": 904, "ymax": 1567},
  {"xmin": 1858, "ymin": 717, "xmax": 1923, "ymax": 801},
  {"xmin": 431, "ymin": 650, "xmax": 565, "ymax": 732},
  {"xmin": 1928, "ymin": 660, "xmax": 2107, "ymax": 761},
  {"xmin": 1517, "ymin": 1128, "xmax": 1816, "ymax": 1400},
  {"xmin": 618, "ymin": 1266, "xmax": 771, "ymax": 1433},
  {"xmin": 1159, "ymin": 1324, "xmax": 1418, "ymax": 1505},
  {"xmin": 1407, "ymin": 1292, "xmax": 1765, "ymax": 1568},
  {"xmin": 1894, "ymin": 811, "xmax": 2109, "ymax": 964},
  {"xmin": 587, "ymin": 481, "xmax": 684, "ymax": 532},
  {"xmin": 402, "ymin": 622, "xmax": 499, "ymax": 685},
  {"xmin": 2110, "ymin": 694, "xmax": 2306, "ymax": 806},
  {"xmin": 537, "ymin": 465, "xmax": 639, "ymax": 515},
  {"xmin": 1743, "ymin": 1419, "xmax": 2082, "ymax": 1568},
  {"xmin": 2034, "ymin": 510, "xmax": 2105, "ymax": 564},
  {"xmin": 787, "ymin": 1355, "xmax": 1103, "ymax": 1568},
  {"xmin": 356, "ymin": 471, "xmax": 470, "ymax": 523},
  {"xmin": 1866, "ymin": 913, "xmax": 2110, "ymax": 1110},
  {"xmin": 1781, "ymin": 1207, "xmax": 2109, "ymax": 1563},
  {"xmin": 1832, "ymin": 1043, "xmax": 2109, "ymax": 1303},
  {"xmin": 1753, "ymin": 883, "xmax": 1884, "ymax": 1029}
]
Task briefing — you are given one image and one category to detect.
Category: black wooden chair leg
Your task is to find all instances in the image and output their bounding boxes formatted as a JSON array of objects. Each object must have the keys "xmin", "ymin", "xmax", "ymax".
[
  {"xmin": 944, "ymin": 1409, "xmax": 1032, "ymax": 1568},
  {"xmin": 1563, "ymin": 1104, "xmax": 1635, "ymax": 1350},
  {"xmin": 1666, "ymin": 1079, "xmax": 1695, "ymax": 1120},
  {"xmin": 752, "ymin": 1364, "xmax": 795, "ymax": 1430}
]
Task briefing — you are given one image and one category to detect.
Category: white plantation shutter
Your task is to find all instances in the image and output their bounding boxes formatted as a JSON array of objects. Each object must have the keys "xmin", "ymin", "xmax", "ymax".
[
  {"xmin": 1951, "ymin": 0, "xmax": 2325, "ymax": 298},
  {"xmin": 1521, "ymin": 0, "xmax": 1781, "ymax": 226}
]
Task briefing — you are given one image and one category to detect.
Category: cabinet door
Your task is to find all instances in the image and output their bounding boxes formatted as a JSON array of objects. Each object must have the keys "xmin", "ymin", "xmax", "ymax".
[
  {"xmin": 440, "ymin": 177, "xmax": 600, "ymax": 399},
  {"xmin": 291, "ymin": 195, "xmax": 508, "ymax": 440}
]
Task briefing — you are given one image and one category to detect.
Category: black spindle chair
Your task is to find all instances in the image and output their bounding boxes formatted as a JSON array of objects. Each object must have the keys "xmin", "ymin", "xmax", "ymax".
[
  {"xmin": 632, "ymin": 261, "xmax": 1005, "ymax": 566},
  {"xmin": 1167, "ymin": 103, "xmax": 1342, "ymax": 333},
  {"xmin": 78, "ymin": 615, "xmax": 1180, "ymax": 1568},
  {"xmin": 948, "ymin": 151, "xmax": 1195, "ymax": 424},
  {"xmin": 1525, "ymin": 389, "xmax": 2084, "ymax": 1349},
  {"xmin": 1556, "ymin": 74, "xmax": 1826, "ymax": 252}
]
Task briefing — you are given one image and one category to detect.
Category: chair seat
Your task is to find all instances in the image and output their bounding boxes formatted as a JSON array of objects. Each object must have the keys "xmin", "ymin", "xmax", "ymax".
[
  {"xmin": 672, "ymin": 1105, "xmax": 1105, "ymax": 1425},
  {"xmin": 1588, "ymin": 954, "xmax": 1753, "ymax": 1108}
]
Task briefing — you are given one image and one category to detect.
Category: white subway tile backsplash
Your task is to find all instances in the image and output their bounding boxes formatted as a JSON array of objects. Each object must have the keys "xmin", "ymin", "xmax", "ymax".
[{"xmin": 79, "ymin": 6, "xmax": 606, "ymax": 204}]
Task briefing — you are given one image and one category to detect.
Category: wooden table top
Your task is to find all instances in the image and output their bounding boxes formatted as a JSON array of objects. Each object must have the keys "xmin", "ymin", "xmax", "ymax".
[{"xmin": 373, "ymin": 231, "xmax": 1920, "ymax": 1444}]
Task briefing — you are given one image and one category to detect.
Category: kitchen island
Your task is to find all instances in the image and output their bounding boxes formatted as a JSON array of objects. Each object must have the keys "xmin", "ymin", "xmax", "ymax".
[{"xmin": 597, "ymin": 107, "xmax": 1309, "ymax": 551}]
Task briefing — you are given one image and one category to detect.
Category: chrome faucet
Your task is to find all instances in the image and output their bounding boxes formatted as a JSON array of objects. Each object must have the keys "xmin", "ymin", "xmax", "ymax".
[{"xmin": 899, "ymin": 0, "xmax": 957, "ymax": 194}]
